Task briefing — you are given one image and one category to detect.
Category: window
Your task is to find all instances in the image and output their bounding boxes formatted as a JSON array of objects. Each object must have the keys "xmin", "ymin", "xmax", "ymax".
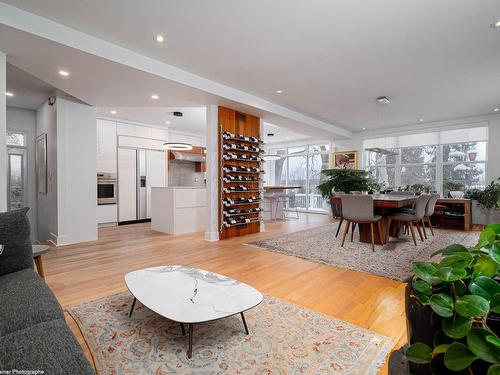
[
  {"xmin": 6, "ymin": 131, "xmax": 26, "ymax": 147},
  {"xmin": 363, "ymin": 126, "xmax": 488, "ymax": 195},
  {"xmin": 266, "ymin": 143, "xmax": 331, "ymax": 212}
]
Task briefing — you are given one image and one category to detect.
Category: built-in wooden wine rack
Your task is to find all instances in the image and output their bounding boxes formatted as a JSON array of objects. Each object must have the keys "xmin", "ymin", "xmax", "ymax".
[{"xmin": 218, "ymin": 106, "xmax": 263, "ymax": 240}]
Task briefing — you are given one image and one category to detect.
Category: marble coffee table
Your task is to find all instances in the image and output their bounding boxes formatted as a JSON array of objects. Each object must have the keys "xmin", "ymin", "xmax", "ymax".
[{"xmin": 124, "ymin": 265, "xmax": 263, "ymax": 358}]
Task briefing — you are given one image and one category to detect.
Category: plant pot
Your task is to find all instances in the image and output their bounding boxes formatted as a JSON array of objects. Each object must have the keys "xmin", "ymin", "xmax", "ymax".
[
  {"xmin": 472, "ymin": 200, "xmax": 500, "ymax": 225},
  {"xmin": 468, "ymin": 152, "xmax": 477, "ymax": 161},
  {"xmin": 405, "ymin": 283, "xmax": 440, "ymax": 375}
]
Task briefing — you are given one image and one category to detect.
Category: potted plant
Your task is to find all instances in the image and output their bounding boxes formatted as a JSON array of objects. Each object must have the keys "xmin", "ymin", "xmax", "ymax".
[
  {"xmin": 317, "ymin": 168, "xmax": 376, "ymax": 216},
  {"xmin": 405, "ymin": 224, "xmax": 500, "ymax": 374},
  {"xmin": 465, "ymin": 178, "xmax": 500, "ymax": 225},
  {"xmin": 444, "ymin": 181, "xmax": 465, "ymax": 197}
]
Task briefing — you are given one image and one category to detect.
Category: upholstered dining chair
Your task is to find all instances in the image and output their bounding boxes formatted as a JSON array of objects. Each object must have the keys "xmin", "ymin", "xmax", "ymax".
[
  {"xmin": 385, "ymin": 194, "xmax": 431, "ymax": 246},
  {"xmin": 340, "ymin": 195, "xmax": 383, "ymax": 252},
  {"xmin": 422, "ymin": 193, "xmax": 440, "ymax": 237}
]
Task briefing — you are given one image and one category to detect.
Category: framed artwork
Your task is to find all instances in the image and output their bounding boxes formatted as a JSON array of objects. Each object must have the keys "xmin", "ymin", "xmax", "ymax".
[
  {"xmin": 36, "ymin": 133, "xmax": 47, "ymax": 193},
  {"xmin": 332, "ymin": 150, "xmax": 358, "ymax": 169}
]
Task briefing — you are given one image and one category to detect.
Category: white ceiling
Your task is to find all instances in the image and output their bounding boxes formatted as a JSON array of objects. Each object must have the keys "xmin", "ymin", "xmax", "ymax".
[
  {"xmin": 2, "ymin": 0, "xmax": 500, "ymax": 132},
  {"xmin": 6, "ymin": 63, "xmax": 55, "ymax": 109}
]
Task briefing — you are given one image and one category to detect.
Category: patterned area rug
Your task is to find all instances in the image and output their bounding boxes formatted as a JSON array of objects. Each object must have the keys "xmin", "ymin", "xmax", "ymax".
[
  {"xmin": 246, "ymin": 224, "xmax": 479, "ymax": 281},
  {"xmin": 68, "ymin": 292, "xmax": 393, "ymax": 375}
]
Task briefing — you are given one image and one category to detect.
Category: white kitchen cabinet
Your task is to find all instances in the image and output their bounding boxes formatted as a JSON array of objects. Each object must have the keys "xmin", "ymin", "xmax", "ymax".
[
  {"xmin": 118, "ymin": 148, "xmax": 137, "ymax": 222},
  {"xmin": 151, "ymin": 187, "xmax": 206, "ymax": 234},
  {"xmin": 97, "ymin": 204, "xmax": 117, "ymax": 224},
  {"xmin": 146, "ymin": 150, "xmax": 166, "ymax": 217},
  {"xmin": 117, "ymin": 122, "xmax": 152, "ymax": 138},
  {"xmin": 135, "ymin": 125, "xmax": 152, "ymax": 138},
  {"xmin": 151, "ymin": 127, "xmax": 169, "ymax": 141},
  {"xmin": 168, "ymin": 132, "xmax": 205, "ymax": 148},
  {"xmin": 97, "ymin": 119, "xmax": 117, "ymax": 173}
]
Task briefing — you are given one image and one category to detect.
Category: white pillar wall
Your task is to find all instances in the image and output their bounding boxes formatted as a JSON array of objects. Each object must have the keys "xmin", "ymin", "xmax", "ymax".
[
  {"xmin": 204, "ymin": 104, "xmax": 219, "ymax": 241},
  {"xmin": 0, "ymin": 52, "xmax": 7, "ymax": 212}
]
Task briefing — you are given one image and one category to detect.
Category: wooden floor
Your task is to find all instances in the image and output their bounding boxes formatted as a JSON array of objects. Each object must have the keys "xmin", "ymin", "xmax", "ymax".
[{"xmin": 43, "ymin": 213, "xmax": 407, "ymax": 374}]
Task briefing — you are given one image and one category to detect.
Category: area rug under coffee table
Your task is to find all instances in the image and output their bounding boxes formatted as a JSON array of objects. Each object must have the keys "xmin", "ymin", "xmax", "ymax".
[
  {"xmin": 68, "ymin": 292, "xmax": 393, "ymax": 375},
  {"xmin": 246, "ymin": 224, "xmax": 479, "ymax": 281}
]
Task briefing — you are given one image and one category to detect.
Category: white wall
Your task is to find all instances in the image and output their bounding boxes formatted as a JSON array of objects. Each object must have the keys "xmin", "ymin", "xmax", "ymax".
[
  {"xmin": 6, "ymin": 107, "xmax": 37, "ymax": 239},
  {"xmin": 0, "ymin": 52, "xmax": 6, "ymax": 211},
  {"xmin": 36, "ymin": 98, "xmax": 58, "ymax": 243},
  {"xmin": 333, "ymin": 115, "xmax": 500, "ymax": 183},
  {"xmin": 56, "ymin": 96, "xmax": 97, "ymax": 245}
]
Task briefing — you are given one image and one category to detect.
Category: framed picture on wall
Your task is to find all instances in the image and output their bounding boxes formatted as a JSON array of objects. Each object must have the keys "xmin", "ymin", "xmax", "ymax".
[
  {"xmin": 36, "ymin": 133, "xmax": 47, "ymax": 194},
  {"xmin": 332, "ymin": 150, "xmax": 358, "ymax": 169}
]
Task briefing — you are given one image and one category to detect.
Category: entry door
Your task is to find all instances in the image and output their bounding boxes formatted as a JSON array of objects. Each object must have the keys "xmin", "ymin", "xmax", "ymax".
[{"xmin": 7, "ymin": 147, "xmax": 27, "ymax": 211}]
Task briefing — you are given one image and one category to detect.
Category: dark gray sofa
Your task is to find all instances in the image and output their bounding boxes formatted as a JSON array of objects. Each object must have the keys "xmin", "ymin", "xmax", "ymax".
[{"xmin": 0, "ymin": 208, "xmax": 95, "ymax": 375}]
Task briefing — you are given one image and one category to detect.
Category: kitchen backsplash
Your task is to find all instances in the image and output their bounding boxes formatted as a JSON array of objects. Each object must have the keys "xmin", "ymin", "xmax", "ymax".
[{"xmin": 169, "ymin": 161, "xmax": 205, "ymax": 187}]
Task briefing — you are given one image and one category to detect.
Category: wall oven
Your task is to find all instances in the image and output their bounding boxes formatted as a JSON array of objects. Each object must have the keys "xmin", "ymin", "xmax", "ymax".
[{"xmin": 97, "ymin": 172, "xmax": 117, "ymax": 205}]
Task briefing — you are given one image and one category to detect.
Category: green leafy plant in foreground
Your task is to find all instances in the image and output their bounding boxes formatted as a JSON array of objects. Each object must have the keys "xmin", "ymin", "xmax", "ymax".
[{"xmin": 406, "ymin": 224, "xmax": 500, "ymax": 373}]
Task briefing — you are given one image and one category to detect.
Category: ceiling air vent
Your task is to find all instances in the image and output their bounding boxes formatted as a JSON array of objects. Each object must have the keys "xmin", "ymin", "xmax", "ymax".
[{"xmin": 376, "ymin": 96, "xmax": 391, "ymax": 104}]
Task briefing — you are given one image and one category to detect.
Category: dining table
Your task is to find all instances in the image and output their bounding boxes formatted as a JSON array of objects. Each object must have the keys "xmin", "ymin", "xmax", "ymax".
[{"xmin": 330, "ymin": 194, "xmax": 417, "ymax": 245}]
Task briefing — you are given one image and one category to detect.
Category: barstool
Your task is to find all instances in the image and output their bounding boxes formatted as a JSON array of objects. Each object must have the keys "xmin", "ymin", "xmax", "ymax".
[
  {"xmin": 276, "ymin": 191, "xmax": 299, "ymax": 220},
  {"xmin": 263, "ymin": 192, "xmax": 279, "ymax": 220}
]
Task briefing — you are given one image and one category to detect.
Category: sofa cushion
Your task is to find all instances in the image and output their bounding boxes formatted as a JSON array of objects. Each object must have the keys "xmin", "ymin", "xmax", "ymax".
[
  {"xmin": 0, "ymin": 268, "xmax": 64, "ymax": 336},
  {"xmin": 0, "ymin": 319, "xmax": 96, "ymax": 375},
  {"xmin": 0, "ymin": 207, "xmax": 33, "ymax": 276}
]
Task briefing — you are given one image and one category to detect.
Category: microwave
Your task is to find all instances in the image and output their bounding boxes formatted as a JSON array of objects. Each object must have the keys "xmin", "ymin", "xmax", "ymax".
[{"xmin": 97, "ymin": 173, "xmax": 117, "ymax": 205}]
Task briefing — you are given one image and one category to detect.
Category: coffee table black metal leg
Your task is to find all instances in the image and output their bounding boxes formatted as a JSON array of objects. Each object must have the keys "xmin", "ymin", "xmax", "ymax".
[
  {"xmin": 180, "ymin": 323, "xmax": 185, "ymax": 336},
  {"xmin": 188, "ymin": 323, "xmax": 193, "ymax": 359},
  {"xmin": 240, "ymin": 312, "xmax": 249, "ymax": 335},
  {"xmin": 128, "ymin": 297, "xmax": 136, "ymax": 317}
]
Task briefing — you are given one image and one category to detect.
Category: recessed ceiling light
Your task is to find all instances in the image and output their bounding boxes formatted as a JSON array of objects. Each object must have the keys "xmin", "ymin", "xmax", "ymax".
[
  {"xmin": 419, "ymin": 118, "xmax": 424, "ymax": 122},
  {"xmin": 285, "ymin": 137, "xmax": 290, "ymax": 140},
  {"xmin": 165, "ymin": 120, "xmax": 171, "ymax": 125},
  {"xmin": 151, "ymin": 94, "xmax": 159, "ymax": 100},
  {"xmin": 492, "ymin": 20, "xmax": 500, "ymax": 28},
  {"xmin": 362, "ymin": 127, "xmax": 366, "ymax": 130},
  {"xmin": 155, "ymin": 34, "xmax": 165, "ymax": 43},
  {"xmin": 5, "ymin": 91, "xmax": 13, "ymax": 97},
  {"xmin": 276, "ymin": 90, "xmax": 283, "ymax": 94},
  {"xmin": 110, "ymin": 110, "xmax": 117, "ymax": 115},
  {"xmin": 494, "ymin": 108, "xmax": 499, "ymax": 112},
  {"xmin": 59, "ymin": 70, "xmax": 70, "ymax": 77}
]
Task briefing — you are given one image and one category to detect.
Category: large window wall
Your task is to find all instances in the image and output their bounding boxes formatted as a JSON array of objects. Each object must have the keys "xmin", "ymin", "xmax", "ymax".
[
  {"xmin": 266, "ymin": 143, "xmax": 330, "ymax": 212},
  {"xmin": 364, "ymin": 127, "xmax": 488, "ymax": 195}
]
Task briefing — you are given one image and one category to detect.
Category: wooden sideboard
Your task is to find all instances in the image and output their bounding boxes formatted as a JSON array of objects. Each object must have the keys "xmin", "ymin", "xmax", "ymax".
[{"xmin": 431, "ymin": 198, "xmax": 472, "ymax": 231}]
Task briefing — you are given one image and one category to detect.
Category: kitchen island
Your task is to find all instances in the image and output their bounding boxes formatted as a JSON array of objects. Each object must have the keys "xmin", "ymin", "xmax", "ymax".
[{"xmin": 151, "ymin": 187, "xmax": 206, "ymax": 234}]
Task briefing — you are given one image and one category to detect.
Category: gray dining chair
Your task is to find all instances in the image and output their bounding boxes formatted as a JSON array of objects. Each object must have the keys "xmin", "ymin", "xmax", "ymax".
[
  {"xmin": 423, "ymin": 193, "xmax": 440, "ymax": 237},
  {"xmin": 386, "ymin": 194, "xmax": 431, "ymax": 246},
  {"xmin": 340, "ymin": 195, "xmax": 383, "ymax": 252}
]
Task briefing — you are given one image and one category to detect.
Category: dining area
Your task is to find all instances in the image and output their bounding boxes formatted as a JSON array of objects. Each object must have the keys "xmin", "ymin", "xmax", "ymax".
[{"xmin": 331, "ymin": 193, "xmax": 440, "ymax": 251}]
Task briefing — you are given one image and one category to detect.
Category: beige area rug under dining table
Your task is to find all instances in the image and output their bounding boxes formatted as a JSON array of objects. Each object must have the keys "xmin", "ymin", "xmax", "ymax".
[{"xmin": 246, "ymin": 224, "xmax": 479, "ymax": 281}]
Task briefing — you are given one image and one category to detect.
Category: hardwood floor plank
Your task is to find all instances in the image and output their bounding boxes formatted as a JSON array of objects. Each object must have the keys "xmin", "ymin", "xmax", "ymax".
[{"xmin": 41, "ymin": 213, "xmax": 405, "ymax": 374}]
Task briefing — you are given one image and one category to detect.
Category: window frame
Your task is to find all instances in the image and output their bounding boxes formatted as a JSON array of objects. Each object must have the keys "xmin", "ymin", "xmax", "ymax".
[{"xmin": 363, "ymin": 133, "xmax": 488, "ymax": 195}]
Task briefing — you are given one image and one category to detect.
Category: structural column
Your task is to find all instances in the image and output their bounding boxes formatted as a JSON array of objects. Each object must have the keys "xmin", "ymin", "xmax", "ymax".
[
  {"xmin": 0, "ymin": 52, "xmax": 7, "ymax": 211},
  {"xmin": 205, "ymin": 104, "xmax": 219, "ymax": 241}
]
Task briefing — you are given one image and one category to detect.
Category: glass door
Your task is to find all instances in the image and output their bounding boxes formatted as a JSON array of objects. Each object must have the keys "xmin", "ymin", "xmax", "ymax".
[{"xmin": 7, "ymin": 148, "xmax": 27, "ymax": 210}]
